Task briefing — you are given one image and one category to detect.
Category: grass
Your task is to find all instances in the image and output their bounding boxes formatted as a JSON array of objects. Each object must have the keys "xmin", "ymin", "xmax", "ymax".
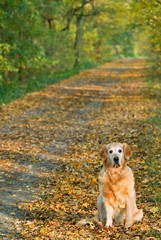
[
  {"xmin": 144, "ymin": 74, "xmax": 161, "ymax": 209},
  {"xmin": 0, "ymin": 69, "xmax": 78, "ymax": 105},
  {"xmin": 0, "ymin": 60, "xmax": 100, "ymax": 106}
]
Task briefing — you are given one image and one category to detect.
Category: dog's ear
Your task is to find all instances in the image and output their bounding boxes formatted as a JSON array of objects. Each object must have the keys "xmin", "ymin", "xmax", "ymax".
[
  {"xmin": 123, "ymin": 143, "xmax": 132, "ymax": 160},
  {"xmin": 100, "ymin": 145, "xmax": 108, "ymax": 162}
]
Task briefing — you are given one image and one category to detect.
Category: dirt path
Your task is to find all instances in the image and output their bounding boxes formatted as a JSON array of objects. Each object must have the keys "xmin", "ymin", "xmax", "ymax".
[{"xmin": 0, "ymin": 58, "xmax": 160, "ymax": 239}]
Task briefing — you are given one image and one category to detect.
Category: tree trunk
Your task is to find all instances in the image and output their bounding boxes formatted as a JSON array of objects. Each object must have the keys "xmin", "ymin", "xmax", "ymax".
[{"xmin": 74, "ymin": 14, "xmax": 83, "ymax": 68}]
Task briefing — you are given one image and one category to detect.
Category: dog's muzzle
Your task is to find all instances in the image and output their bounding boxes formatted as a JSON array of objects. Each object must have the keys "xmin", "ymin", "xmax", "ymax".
[
  {"xmin": 114, "ymin": 157, "xmax": 119, "ymax": 163},
  {"xmin": 113, "ymin": 157, "xmax": 120, "ymax": 167}
]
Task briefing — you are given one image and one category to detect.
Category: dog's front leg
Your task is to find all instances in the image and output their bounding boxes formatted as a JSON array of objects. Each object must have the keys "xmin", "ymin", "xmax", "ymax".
[
  {"xmin": 125, "ymin": 197, "xmax": 133, "ymax": 229},
  {"xmin": 103, "ymin": 197, "xmax": 113, "ymax": 227}
]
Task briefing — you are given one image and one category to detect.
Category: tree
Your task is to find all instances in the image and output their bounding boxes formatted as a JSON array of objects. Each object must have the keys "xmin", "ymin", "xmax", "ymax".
[
  {"xmin": 130, "ymin": 0, "xmax": 161, "ymax": 76},
  {"xmin": 1, "ymin": 0, "xmax": 160, "ymax": 102}
]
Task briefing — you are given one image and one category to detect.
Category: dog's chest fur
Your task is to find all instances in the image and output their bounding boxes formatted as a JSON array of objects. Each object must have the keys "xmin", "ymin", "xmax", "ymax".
[{"xmin": 99, "ymin": 166, "xmax": 134, "ymax": 209}]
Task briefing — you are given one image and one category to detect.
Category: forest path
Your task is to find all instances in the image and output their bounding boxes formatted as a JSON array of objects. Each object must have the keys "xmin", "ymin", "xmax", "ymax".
[{"xmin": 0, "ymin": 58, "xmax": 160, "ymax": 239}]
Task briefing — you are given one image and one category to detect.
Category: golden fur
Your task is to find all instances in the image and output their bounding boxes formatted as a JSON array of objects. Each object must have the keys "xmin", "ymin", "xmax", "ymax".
[{"xmin": 97, "ymin": 142, "xmax": 143, "ymax": 228}]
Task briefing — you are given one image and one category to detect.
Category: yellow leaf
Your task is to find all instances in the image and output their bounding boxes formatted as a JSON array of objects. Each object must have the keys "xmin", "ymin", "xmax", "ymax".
[
  {"xmin": 92, "ymin": 178, "xmax": 97, "ymax": 183},
  {"xmin": 142, "ymin": 179, "xmax": 149, "ymax": 184}
]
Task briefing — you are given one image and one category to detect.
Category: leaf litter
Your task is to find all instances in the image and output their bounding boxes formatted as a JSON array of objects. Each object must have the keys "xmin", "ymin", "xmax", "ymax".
[{"xmin": 0, "ymin": 58, "xmax": 160, "ymax": 239}]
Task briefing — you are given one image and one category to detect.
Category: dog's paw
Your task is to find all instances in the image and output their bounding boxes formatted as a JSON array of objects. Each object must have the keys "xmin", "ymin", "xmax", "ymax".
[
  {"xmin": 105, "ymin": 220, "xmax": 113, "ymax": 228},
  {"xmin": 134, "ymin": 209, "xmax": 143, "ymax": 222},
  {"xmin": 125, "ymin": 222, "xmax": 132, "ymax": 229}
]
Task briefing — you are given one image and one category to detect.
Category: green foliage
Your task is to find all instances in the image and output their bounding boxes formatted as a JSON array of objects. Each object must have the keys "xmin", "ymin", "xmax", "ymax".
[
  {"xmin": 0, "ymin": 0, "xmax": 160, "ymax": 105},
  {"xmin": 0, "ymin": 66, "xmax": 81, "ymax": 105},
  {"xmin": 130, "ymin": 0, "xmax": 161, "ymax": 76},
  {"xmin": 0, "ymin": 43, "xmax": 18, "ymax": 77}
]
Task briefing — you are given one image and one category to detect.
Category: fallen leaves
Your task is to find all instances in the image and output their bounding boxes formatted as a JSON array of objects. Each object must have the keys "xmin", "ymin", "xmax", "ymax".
[{"xmin": 0, "ymin": 59, "xmax": 161, "ymax": 239}]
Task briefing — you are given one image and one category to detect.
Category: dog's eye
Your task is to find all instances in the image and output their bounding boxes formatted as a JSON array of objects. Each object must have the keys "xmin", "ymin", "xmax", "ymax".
[
  {"xmin": 109, "ymin": 150, "xmax": 113, "ymax": 154},
  {"xmin": 118, "ymin": 149, "xmax": 122, "ymax": 153}
]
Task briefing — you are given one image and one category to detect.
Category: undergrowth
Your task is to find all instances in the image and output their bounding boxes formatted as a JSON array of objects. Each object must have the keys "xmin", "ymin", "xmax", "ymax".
[
  {"xmin": 144, "ymin": 74, "xmax": 161, "ymax": 211},
  {"xmin": 0, "ymin": 60, "xmax": 99, "ymax": 106}
]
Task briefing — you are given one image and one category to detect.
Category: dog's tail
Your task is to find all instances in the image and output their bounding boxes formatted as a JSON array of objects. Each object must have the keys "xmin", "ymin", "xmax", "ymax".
[{"xmin": 133, "ymin": 209, "xmax": 143, "ymax": 222}]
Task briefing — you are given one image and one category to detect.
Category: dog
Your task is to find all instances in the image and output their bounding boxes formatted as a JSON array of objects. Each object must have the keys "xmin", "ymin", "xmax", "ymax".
[{"xmin": 97, "ymin": 142, "xmax": 143, "ymax": 228}]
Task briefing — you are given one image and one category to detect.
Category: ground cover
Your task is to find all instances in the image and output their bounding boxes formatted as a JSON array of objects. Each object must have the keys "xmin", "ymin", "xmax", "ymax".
[{"xmin": 0, "ymin": 58, "xmax": 160, "ymax": 239}]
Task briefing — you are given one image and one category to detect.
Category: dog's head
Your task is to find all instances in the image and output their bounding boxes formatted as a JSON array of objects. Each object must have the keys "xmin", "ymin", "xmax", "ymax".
[{"xmin": 100, "ymin": 142, "xmax": 132, "ymax": 168}]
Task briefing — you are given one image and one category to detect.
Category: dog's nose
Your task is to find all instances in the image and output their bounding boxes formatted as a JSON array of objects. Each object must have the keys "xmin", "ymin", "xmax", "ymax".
[{"xmin": 114, "ymin": 157, "xmax": 119, "ymax": 162}]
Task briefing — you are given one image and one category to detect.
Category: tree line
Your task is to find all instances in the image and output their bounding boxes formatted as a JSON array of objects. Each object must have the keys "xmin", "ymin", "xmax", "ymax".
[{"xmin": 0, "ymin": 0, "xmax": 160, "ymax": 102}]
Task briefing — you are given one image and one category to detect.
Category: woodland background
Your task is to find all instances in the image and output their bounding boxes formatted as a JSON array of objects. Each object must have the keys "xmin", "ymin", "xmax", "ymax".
[{"xmin": 0, "ymin": 0, "xmax": 161, "ymax": 104}]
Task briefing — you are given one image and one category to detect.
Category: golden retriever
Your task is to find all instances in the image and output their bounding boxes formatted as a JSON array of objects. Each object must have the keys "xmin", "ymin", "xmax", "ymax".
[{"xmin": 97, "ymin": 142, "xmax": 143, "ymax": 228}]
